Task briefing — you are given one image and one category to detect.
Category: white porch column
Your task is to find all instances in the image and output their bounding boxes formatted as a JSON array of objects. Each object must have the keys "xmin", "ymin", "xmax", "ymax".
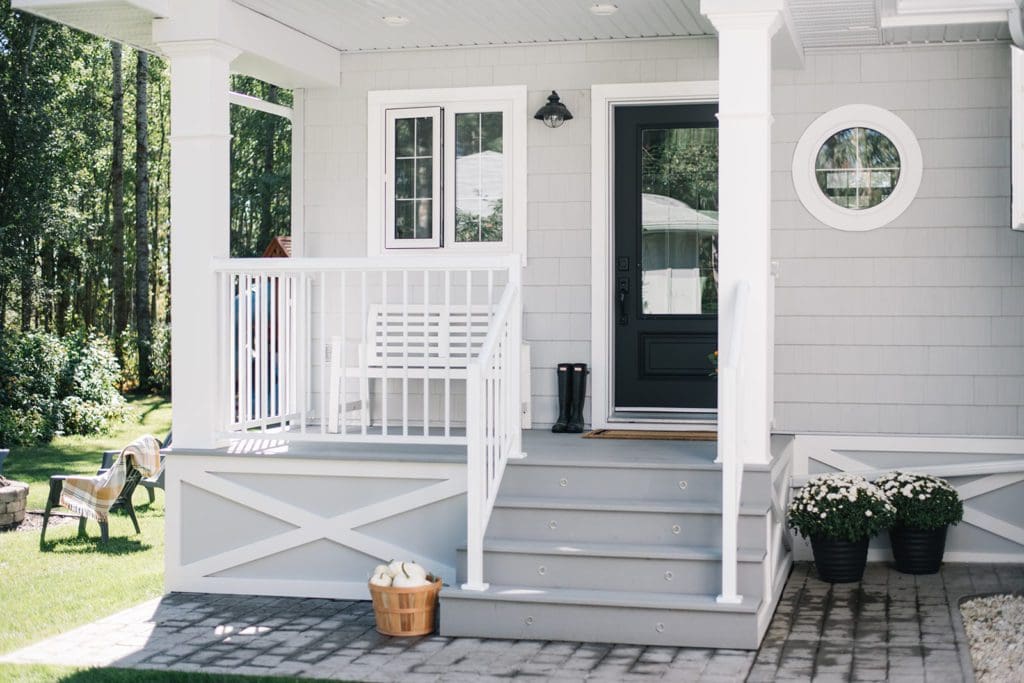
[
  {"xmin": 161, "ymin": 41, "xmax": 239, "ymax": 449},
  {"xmin": 703, "ymin": 2, "xmax": 784, "ymax": 466}
]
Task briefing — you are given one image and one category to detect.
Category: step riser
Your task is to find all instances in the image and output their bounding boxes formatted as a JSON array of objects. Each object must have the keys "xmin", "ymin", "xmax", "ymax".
[
  {"xmin": 440, "ymin": 598, "xmax": 760, "ymax": 649},
  {"xmin": 487, "ymin": 508, "xmax": 766, "ymax": 550},
  {"xmin": 456, "ymin": 550, "xmax": 765, "ymax": 598},
  {"xmin": 500, "ymin": 464, "xmax": 773, "ymax": 507}
]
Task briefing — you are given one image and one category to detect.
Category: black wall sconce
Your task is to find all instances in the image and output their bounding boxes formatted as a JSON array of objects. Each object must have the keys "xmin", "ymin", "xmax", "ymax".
[{"xmin": 534, "ymin": 91, "xmax": 573, "ymax": 128}]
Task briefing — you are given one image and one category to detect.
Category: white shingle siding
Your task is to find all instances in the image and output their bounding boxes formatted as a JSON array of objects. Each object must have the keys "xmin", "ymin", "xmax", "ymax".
[
  {"xmin": 301, "ymin": 37, "xmax": 719, "ymax": 426},
  {"xmin": 773, "ymin": 43, "xmax": 1022, "ymax": 437},
  {"xmin": 301, "ymin": 38, "xmax": 1021, "ymax": 434}
]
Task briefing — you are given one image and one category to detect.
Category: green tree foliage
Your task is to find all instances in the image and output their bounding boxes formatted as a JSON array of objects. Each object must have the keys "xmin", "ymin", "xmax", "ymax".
[
  {"xmin": 0, "ymin": 330, "xmax": 128, "ymax": 445},
  {"xmin": 230, "ymin": 75, "xmax": 292, "ymax": 258},
  {"xmin": 0, "ymin": 4, "xmax": 292, "ymax": 401}
]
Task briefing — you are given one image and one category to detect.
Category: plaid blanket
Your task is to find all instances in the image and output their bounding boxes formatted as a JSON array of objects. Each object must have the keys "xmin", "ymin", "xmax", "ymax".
[{"xmin": 60, "ymin": 434, "xmax": 162, "ymax": 522}]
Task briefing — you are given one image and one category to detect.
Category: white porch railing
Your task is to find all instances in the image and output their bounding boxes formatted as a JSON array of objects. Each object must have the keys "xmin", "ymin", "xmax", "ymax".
[
  {"xmin": 214, "ymin": 255, "xmax": 520, "ymax": 445},
  {"xmin": 717, "ymin": 279, "xmax": 750, "ymax": 605},
  {"xmin": 462, "ymin": 278, "xmax": 523, "ymax": 591}
]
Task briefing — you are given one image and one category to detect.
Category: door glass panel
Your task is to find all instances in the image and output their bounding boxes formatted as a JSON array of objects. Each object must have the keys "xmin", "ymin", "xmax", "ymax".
[{"xmin": 640, "ymin": 127, "xmax": 718, "ymax": 315}]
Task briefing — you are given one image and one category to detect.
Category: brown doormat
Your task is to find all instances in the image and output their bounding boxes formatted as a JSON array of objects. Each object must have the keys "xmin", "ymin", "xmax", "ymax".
[{"xmin": 582, "ymin": 429, "xmax": 717, "ymax": 441}]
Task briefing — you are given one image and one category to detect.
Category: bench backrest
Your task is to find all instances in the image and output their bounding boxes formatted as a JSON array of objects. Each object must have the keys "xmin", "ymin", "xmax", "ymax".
[{"xmin": 364, "ymin": 304, "xmax": 492, "ymax": 368}]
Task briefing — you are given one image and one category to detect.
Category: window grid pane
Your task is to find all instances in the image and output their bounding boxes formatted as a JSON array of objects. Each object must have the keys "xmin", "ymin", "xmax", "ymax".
[
  {"xmin": 455, "ymin": 111, "xmax": 503, "ymax": 243},
  {"xmin": 394, "ymin": 116, "xmax": 434, "ymax": 240}
]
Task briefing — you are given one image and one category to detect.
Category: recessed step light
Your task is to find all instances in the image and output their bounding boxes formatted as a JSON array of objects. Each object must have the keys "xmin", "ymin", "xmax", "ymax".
[
  {"xmin": 590, "ymin": 3, "xmax": 619, "ymax": 16},
  {"xmin": 381, "ymin": 15, "xmax": 410, "ymax": 27}
]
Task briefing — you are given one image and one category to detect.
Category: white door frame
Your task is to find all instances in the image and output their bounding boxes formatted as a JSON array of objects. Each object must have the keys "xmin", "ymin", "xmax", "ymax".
[{"xmin": 590, "ymin": 81, "xmax": 719, "ymax": 431}]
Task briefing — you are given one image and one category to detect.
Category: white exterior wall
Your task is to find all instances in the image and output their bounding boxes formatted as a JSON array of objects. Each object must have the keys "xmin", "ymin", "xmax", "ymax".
[
  {"xmin": 299, "ymin": 39, "xmax": 1022, "ymax": 435},
  {"xmin": 300, "ymin": 38, "xmax": 719, "ymax": 427},
  {"xmin": 772, "ymin": 43, "xmax": 1022, "ymax": 437}
]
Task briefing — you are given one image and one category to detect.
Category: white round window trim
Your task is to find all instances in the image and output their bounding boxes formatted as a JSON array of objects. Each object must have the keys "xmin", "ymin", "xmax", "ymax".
[{"xmin": 792, "ymin": 104, "xmax": 922, "ymax": 232}]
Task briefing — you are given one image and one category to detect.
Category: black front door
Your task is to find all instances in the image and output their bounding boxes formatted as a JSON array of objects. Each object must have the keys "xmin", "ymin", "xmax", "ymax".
[{"xmin": 613, "ymin": 104, "xmax": 719, "ymax": 412}]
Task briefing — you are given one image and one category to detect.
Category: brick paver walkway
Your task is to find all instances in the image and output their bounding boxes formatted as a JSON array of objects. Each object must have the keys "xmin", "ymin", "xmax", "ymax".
[{"xmin": 3, "ymin": 562, "xmax": 1021, "ymax": 681}]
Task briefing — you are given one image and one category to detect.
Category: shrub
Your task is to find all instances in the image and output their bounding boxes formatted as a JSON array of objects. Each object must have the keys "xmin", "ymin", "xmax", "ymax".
[
  {"xmin": 0, "ymin": 331, "xmax": 129, "ymax": 445},
  {"xmin": 149, "ymin": 322, "xmax": 171, "ymax": 395},
  {"xmin": 788, "ymin": 473, "xmax": 896, "ymax": 542},
  {"xmin": 874, "ymin": 471, "xmax": 963, "ymax": 531}
]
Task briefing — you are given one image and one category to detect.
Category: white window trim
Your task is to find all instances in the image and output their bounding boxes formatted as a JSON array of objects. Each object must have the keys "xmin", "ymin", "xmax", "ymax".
[
  {"xmin": 384, "ymin": 107, "xmax": 442, "ymax": 249},
  {"xmin": 1013, "ymin": 45, "xmax": 1024, "ymax": 231},
  {"xmin": 590, "ymin": 80, "xmax": 720, "ymax": 432},
  {"xmin": 791, "ymin": 104, "xmax": 923, "ymax": 232},
  {"xmin": 367, "ymin": 86, "xmax": 528, "ymax": 260}
]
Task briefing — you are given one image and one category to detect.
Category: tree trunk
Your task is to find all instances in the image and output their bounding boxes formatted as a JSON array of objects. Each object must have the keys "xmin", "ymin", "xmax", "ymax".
[
  {"xmin": 134, "ymin": 51, "xmax": 152, "ymax": 390},
  {"xmin": 110, "ymin": 41, "xmax": 128, "ymax": 360},
  {"xmin": 258, "ymin": 85, "xmax": 279, "ymax": 253}
]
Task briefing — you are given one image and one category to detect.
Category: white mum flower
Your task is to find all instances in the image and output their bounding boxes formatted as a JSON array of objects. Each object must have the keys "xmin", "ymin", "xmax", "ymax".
[{"xmin": 865, "ymin": 510, "xmax": 873, "ymax": 517}]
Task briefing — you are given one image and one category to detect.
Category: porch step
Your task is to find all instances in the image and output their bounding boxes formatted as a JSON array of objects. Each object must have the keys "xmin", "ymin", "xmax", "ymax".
[
  {"xmin": 440, "ymin": 584, "xmax": 763, "ymax": 649},
  {"xmin": 500, "ymin": 460, "xmax": 775, "ymax": 507},
  {"xmin": 488, "ymin": 496, "xmax": 768, "ymax": 550},
  {"xmin": 456, "ymin": 538, "xmax": 766, "ymax": 597}
]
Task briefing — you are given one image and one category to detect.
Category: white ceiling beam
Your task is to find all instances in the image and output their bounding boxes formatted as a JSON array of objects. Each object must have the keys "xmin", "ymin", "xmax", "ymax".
[
  {"xmin": 882, "ymin": 0, "xmax": 1014, "ymax": 28},
  {"xmin": 13, "ymin": 0, "xmax": 168, "ymax": 14},
  {"xmin": 229, "ymin": 91, "xmax": 293, "ymax": 121},
  {"xmin": 153, "ymin": 0, "xmax": 340, "ymax": 88}
]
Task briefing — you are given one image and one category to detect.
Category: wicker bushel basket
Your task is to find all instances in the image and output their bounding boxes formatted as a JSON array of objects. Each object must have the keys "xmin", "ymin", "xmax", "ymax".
[{"xmin": 368, "ymin": 576, "xmax": 443, "ymax": 637}]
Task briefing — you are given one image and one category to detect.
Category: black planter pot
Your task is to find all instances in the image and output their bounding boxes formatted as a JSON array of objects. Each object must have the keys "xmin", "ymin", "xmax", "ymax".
[
  {"xmin": 889, "ymin": 525, "xmax": 948, "ymax": 575},
  {"xmin": 810, "ymin": 536, "xmax": 870, "ymax": 583}
]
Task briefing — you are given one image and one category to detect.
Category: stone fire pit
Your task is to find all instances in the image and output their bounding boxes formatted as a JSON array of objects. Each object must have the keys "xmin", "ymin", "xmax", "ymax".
[{"xmin": 0, "ymin": 476, "xmax": 29, "ymax": 530}]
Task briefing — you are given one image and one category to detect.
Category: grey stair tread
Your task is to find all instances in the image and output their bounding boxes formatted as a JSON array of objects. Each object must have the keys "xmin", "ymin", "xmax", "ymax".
[
  {"xmin": 495, "ymin": 495, "xmax": 769, "ymax": 515},
  {"xmin": 467, "ymin": 538, "xmax": 766, "ymax": 562},
  {"xmin": 517, "ymin": 431, "xmax": 777, "ymax": 472},
  {"xmin": 441, "ymin": 584, "xmax": 761, "ymax": 614}
]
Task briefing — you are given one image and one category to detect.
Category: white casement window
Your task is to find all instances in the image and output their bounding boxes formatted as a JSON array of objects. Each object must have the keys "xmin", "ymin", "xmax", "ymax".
[
  {"xmin": 369, "ymin": 87, "xmax": 527, "ymax": 257},
  {"xmin": 385, "ymin": 107, "xmax": 442, "ymax": 249}
]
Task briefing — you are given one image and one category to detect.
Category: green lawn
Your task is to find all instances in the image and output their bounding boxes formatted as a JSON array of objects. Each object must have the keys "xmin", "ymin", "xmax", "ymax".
[{"xmin": 0, "ymin": 396, "xmax": 171, "ymax": 655}]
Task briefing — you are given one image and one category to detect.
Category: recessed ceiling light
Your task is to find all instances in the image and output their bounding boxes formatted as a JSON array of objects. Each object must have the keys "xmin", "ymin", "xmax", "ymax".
[
  {"xmin": 590, "ymin": 3, "xmax": 619, "ymax": 16},
  {"xmin": 381, "ymin": 15, "xmax": 410, "ymax": 27}
]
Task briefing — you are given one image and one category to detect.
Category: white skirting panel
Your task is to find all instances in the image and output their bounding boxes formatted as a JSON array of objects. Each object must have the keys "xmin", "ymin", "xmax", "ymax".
[
  {"xmin": 782, "ymin": 433, "xmax": 1024, "ymax": 563},
  {"xmin": 165, "ymin": 452, "xmax": 467, "ymax": 599}
]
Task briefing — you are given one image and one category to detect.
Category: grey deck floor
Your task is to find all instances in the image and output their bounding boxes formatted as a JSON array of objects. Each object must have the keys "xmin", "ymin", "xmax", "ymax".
[
  {"xmin": 212, "ymin": 429, "xmax": 719, "ymax": 468},
  {"xmin": 3, "ymin": 562, "xmax": 1017, "ymax": 681}
]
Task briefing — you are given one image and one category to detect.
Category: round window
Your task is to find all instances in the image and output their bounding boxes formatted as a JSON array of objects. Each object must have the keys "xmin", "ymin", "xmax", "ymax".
[
  {"xmin": 815, "ymin": 127, "xmax": 900, "ymax": 210},
  {"xmin": 793, "ymin": 106, "xmax": 922, "ymax": 231}
]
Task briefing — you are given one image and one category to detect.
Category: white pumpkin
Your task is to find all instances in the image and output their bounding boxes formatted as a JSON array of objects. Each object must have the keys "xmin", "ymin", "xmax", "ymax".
[
  {"xmin": 387, "ymin": 559, "xmax": 405, "ymax": 577},
  {"xmin": 369, "ymin": 570, "xmax": 392, "ymax": 587},
  {"xmin": 372, "ymin": 563, "xmax": 390, "ymax": 577},
  {"xmin": 392, "ymin": 573, "xmax": 429, "ymax": 588},
  {"xmin": 401, "ymin": 561, "xmax": 428, "ymax": 581}
]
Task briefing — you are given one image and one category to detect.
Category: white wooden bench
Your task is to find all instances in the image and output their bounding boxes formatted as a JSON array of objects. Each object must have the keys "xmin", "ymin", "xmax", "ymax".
[{"xmin": 327, "ymin": 304, "xmax": 492, "ymax": 432}]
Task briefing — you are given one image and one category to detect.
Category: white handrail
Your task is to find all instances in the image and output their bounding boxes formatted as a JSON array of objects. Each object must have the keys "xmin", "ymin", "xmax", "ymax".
[
  {"xmin": 463, "ymin": 281, "xmax": 521, "ymax": 592},
  {"xmin": 717, "ymin": 279, "xmax": 750, "ymax": 605},
  {"xmin": 212, "ymin": 254, "xmax": 520, "ymax": 273}
]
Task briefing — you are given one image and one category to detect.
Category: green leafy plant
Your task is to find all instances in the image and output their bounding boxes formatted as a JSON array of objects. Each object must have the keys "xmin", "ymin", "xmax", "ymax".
[
  {"xmin": 0, "ymin": 331, "xmax": 128, "ymax": 445},
  {"xmin": 874, "ymin": 471, "xmax": 963, "ymax": 531},
  {"xmin": 788, "ymin": 473, "xmax": 896, "ymax": 541}
]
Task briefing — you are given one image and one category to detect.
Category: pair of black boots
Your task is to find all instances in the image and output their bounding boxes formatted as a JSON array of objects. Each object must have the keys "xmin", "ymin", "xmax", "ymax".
[{"xmin": 552, "ymin": 363, "xmax": 588, "ymax": 434}]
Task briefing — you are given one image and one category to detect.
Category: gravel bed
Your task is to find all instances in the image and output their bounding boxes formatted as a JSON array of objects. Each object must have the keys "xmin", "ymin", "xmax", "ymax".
[{"xmin": 961, "ymin": 594, "xmax": 1024, "ymax": 682}]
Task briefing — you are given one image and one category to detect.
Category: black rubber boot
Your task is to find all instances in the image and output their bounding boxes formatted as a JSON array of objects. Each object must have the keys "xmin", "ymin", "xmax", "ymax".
[
  {"xmin": 551, "ymin": 363, "xmax": 573, "ymax": 433},
  {"xmin": 566, "ymin": 363, "xmax": 588, "ymax": 434}
]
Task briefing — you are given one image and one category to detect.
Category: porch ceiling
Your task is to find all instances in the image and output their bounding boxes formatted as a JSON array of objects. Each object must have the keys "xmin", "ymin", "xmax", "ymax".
[{"xmin": 233, "ymin": 0, "xmax": 715, "ymax": 51}]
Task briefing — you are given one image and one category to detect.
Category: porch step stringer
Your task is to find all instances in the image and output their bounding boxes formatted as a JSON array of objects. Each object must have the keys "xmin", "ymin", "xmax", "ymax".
[{"xmin": 440, "ymin": 447, "xmax": 793, "ymax": 649}]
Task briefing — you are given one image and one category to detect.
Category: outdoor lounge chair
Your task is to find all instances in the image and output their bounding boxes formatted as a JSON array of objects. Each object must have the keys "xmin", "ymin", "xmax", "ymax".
[
  {"xmin": 97, "ymin": 431, "xmax": 170, "ymax": 506},
  {"xmin": 40, "ymin": 434, "xmax": 164, "ymax": 545}
]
